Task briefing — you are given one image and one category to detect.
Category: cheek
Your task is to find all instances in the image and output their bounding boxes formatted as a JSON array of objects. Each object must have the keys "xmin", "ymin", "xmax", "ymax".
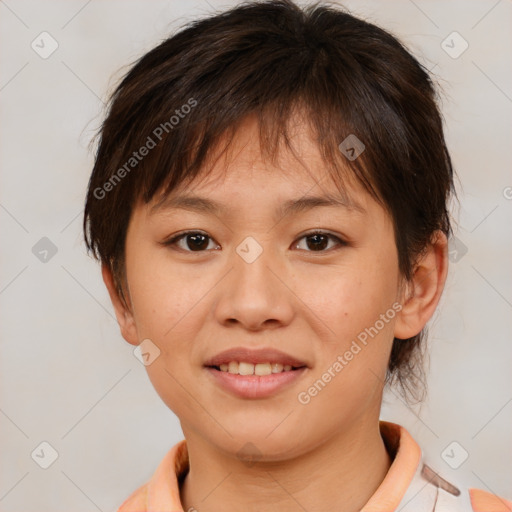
[
  {"xmin": 292, "ymin": 265, "xmax": 399, "ymax": 428},
  {"xmin": 296, "ymin": 247, "xmax": 400, "ymax": 393},
  {"xmin": 125, "ymin": 250, "xmax": 215, "ymax": 413},
  {"xmin": 294, "ymin": 254, "xmax": 400, "ymax": 340},
  {"xmin": 126, "ymin": 245, "xmax": 210, "ymax": 339},
  {"xmin": 126, "ymin": 248, "xmax": 225, "ymax": 391}
]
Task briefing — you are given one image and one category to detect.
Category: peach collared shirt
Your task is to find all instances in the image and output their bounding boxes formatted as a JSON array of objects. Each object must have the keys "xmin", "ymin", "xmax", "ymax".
[{"xmin": 117, "ymin": 421, "xmax": 512, "ymax": 512}]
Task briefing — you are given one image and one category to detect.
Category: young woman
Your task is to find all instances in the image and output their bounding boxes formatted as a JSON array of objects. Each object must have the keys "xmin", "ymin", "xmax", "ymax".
[{"xmin": 83, "ymin": 1, "xmax": 511, "ymax": 510}]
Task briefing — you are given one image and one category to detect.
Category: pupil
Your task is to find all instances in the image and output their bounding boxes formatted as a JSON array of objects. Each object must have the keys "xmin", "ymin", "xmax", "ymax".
[
  {"xmin": 188, "ymin": 234, "xmax": 208, "ymax": 251},
  {"xmin": 307, "ymin": 234, "xmax": 328, "ymax": 251}
]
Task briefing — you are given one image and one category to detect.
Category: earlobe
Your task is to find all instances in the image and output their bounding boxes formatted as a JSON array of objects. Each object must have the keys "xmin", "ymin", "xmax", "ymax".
[
  {"xmin": 394, "ymin": 231, "xmax": 449, "ymax": 340},
  {"xmin": 101, "ymin": 264, "xmax": 139, "ymax": 346}
]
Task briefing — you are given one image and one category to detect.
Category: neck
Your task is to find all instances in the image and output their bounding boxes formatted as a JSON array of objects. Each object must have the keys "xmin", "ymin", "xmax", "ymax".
[{"xmin": 180, "ymin": 419, "xmax": 392, "ymax": 512}]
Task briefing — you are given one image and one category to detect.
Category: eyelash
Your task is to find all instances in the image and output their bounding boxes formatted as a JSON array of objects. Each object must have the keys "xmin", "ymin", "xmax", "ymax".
[{"xmin": 162, "ymin": 230, "xmax": 347, "ymax": 254}]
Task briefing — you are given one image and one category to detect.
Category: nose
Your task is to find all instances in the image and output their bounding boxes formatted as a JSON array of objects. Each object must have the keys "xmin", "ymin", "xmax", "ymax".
[{"xmin": 213, "ymin": 241, "xmax": 295, "ymax": 331}]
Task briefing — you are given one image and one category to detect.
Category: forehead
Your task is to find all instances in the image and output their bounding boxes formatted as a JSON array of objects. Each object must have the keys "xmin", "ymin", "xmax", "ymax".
[{"xmin": 149, "ymin": 113, "xmax": 368, "ymax": 214}]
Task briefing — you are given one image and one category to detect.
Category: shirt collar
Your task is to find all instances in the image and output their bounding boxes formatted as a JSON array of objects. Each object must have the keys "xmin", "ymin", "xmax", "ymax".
[
  {"xmin": 135, "ymin": 421, "xmax": 423, "ymax": 512},
  {"xmin": 361, "ymin": 421, "xmax": 422, "ymax": 511}
]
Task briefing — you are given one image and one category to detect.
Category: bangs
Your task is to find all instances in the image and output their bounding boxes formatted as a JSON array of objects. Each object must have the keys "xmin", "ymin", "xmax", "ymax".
[
  {"xmin": 146, "ymin": 102, "xmax": 380, "ymax": 215},
  {"xmin": 118, "ymin": 37, "xmax": 390, "ymax": 212}
]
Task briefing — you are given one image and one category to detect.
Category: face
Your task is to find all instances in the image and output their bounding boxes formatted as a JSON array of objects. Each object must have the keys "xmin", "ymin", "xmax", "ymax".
[{"xmin": 107, "ymin": 115, "xmax": 434, "ymax": 461}]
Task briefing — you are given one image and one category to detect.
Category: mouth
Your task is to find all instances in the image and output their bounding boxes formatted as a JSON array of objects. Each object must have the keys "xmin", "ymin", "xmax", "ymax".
[{"xmin": 203, "ymin": 347, "xmax": 309, "ymax": 399}]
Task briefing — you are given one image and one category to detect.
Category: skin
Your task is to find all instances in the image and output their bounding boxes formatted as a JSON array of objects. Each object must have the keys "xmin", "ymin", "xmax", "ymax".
[{"xmin": 103, "ymin": 114, "xmax": 448, "ymax": 512}]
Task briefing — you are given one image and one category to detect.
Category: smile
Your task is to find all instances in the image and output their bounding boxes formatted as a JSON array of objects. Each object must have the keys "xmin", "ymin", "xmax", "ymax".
[{"xmin": 212, "ymin": 361, "xmax": 305, "ymax": 376}]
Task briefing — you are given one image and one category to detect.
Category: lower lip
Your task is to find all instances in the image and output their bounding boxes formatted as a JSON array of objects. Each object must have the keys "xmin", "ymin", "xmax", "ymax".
[{"xmin": 205, "ymin": 367, "xmax": 307, "ymax": 399}]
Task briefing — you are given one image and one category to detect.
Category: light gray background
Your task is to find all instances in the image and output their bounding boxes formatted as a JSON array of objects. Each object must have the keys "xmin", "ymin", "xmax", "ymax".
[{"xmin": 1, "ymin": 0, "xmax": 511, "ymax": 511}]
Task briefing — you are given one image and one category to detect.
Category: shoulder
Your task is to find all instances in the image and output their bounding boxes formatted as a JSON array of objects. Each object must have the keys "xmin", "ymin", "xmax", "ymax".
[
  {"xmin": 468, "ymin": 487, "xmax": 512, "ymax": 512},
  {"xmin": 401, "ymin": 462, "xmax": 512, "ymax": 512},
  {"xmin": 115, "ymin": 439, "xmax": 188, "ymax": 512},
  {"xmin": 116, "ymin": 482, "xmax": 149, "ymax": 512},
  {"xmin": 382, "ymin": 422, "xmax": 511, "ymax": 512}
]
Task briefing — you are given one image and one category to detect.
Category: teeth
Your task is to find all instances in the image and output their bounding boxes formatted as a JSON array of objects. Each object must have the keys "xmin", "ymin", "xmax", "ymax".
[
  {"xmin": 239, "ymin": 362, "xmax": 254, "ymax": 376},
  {"xmin": 271, "ymin": 363, "xmax": 284, "ymax": 373},
  {"xmin": 217, "ymin": 361, "xmax": 299, "ymax": 375},
  {"xmin": 255, "ymin": 363, "xmax": 272, "ymax": 376}
]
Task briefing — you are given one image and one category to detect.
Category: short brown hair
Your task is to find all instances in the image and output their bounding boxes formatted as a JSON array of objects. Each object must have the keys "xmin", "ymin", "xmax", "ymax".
[{"xmin": 83, "ymin": 0, "xmax": 455, "ymax": 401}]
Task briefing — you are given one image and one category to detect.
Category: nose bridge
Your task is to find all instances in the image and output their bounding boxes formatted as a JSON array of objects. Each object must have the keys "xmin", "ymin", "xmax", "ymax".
[
  {"xmin": 213, "ymin": 235, "xmax": 294, "ymax": 329},
  {"xmin": 233, "ymin": 234, "xmax": 279, "ymax": 302}
]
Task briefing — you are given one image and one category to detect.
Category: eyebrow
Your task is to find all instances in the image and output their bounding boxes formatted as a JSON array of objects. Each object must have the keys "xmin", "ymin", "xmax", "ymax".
[{"xmin": 150, "ymin": 192, "xmax": 366, "ymax": 219}]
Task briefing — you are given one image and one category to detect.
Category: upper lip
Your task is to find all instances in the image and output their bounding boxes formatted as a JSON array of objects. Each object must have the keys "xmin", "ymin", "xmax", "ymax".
[{"xmin": 204, "ymin": 347, "xmax": 309, "ymax": 368}]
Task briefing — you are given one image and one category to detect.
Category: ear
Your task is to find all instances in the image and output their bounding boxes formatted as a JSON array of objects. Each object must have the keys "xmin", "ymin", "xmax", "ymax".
[
  {"xmin": 394, "ymin": 231, "xmax": 449, "ymax": 340},
  {"xmin": 102, "ymin": 264, "xmax": 139, "ymax": 346}
]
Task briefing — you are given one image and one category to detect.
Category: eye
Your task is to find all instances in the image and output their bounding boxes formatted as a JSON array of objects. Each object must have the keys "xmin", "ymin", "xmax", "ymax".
[
  {"xmin": 162, "ymin": 229, "xmax": 346, "ymax": 253},
  {"xmin": 293, "ymin": 230, "xmax": 346, "ymax": 252},
  {"xmin": 162, "ymin": 231, "xmax": 220, "ymax": 252}
]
